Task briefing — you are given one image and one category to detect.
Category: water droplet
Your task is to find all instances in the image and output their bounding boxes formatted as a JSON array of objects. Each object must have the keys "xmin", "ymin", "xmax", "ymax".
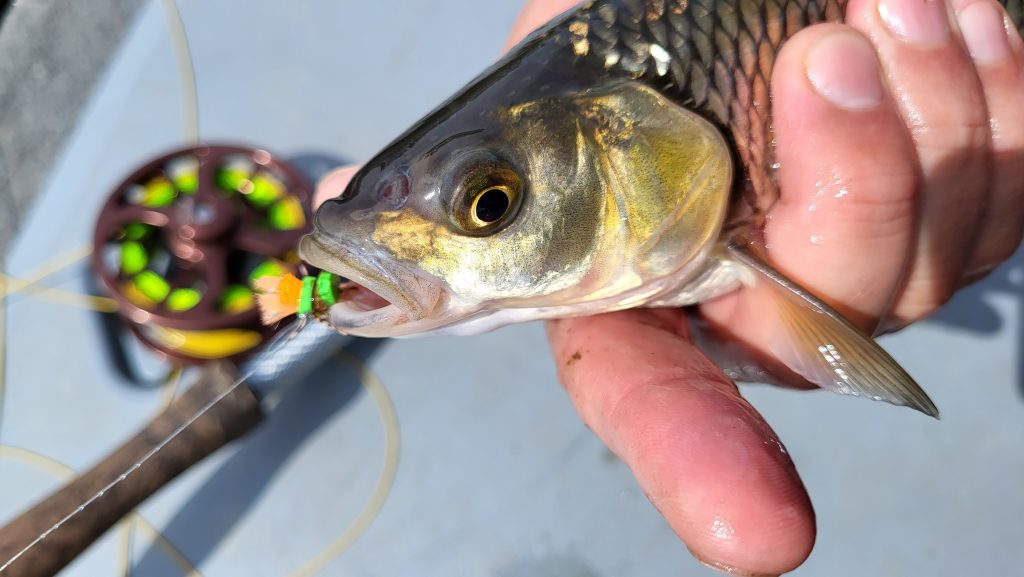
[
  {"xmin": 810, "ymin": 234, "xmax": 823, "ymax": 245},
  {"xmin": 710, "ymin": 516, "xmax": 736, "ymax": 540}
]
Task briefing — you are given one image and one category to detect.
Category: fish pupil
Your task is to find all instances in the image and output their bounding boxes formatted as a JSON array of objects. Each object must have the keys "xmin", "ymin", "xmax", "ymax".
[{"xmin": 474, "ymin": 187, "xmax": 510, "ymax": 223}]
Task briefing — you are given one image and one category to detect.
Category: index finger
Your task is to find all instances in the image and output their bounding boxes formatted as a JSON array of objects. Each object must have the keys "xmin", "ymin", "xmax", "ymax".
[
  {"xmin": 512, "ymin": 1, "xmax": 815, "ymax": 572},
  {"xmin": 547, "ymin": 311, "xmax": 815, "ymax": 575}
]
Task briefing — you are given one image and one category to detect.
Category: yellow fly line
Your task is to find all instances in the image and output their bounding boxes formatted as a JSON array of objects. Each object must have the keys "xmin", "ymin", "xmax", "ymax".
[
  {"xmin": 0, "ymin": 245, "xmax": 118, "ymax": 313},
  {"xmin": 160, "ymin": 0, "xmax": 200, "ymax": 145},
  {"xmin": 0, "ymin": 248, "xmax": 403, "ymax": 575},
  {"xmin": 0, "ymin": 269, "xmax": 7, "ymax": 438},
  {"xmin": 0, "ymin": 245, "xmax": 120, "ymax": 443},
  {"xmin": 1, "ymin": 0, "xmax": 401, "ymax": 570},
  {"xmin": 286, "ymin": 351, "xmax": 402, "ymax": 577},
  {"xmin": 0, "ymin": 247, "xmax": 195, "ymax": 575},
  {"xmin": 0, "ymin": 273, "xmax": 119, "ymax": 313}
]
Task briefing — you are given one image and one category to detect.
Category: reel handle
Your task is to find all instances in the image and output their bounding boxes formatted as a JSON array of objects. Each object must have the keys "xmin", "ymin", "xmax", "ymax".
[{"xmin": 0, "ymin": 363, "xmax": 263, "ymax": 577}]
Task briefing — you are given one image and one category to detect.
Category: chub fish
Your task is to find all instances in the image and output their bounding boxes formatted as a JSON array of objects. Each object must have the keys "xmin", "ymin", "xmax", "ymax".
[{"xmin": 299, "ymin": 0, "xmax": 1024, "ymax": 417}]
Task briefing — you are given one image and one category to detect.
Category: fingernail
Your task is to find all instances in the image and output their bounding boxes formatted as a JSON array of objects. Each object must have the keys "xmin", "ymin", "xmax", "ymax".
[
  {"xmin": 805, "ymin": 32, "xmax": 885, "ymax": 110},
  {"xmin": 878, "ymin": 0, "xmax": 950, "ymax": 45},
  {"xmin": 958, "ymin": 1, "xmax": 1011, "ymax": 63}
]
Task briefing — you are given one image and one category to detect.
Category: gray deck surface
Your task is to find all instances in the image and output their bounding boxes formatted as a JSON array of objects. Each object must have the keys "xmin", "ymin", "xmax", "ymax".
[
  {"xmin": 1, "ymin": 1, "xmax": 1022, "ymax": 576},
  {"xmin": 0, "ymin": 0, "xmax": 144, "ymax": 254}
]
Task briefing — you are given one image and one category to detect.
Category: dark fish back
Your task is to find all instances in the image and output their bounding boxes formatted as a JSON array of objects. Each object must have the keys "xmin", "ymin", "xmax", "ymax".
[
  {"xmin": 561, "ymin": 0, "xmax": 843, "ymax": 216},
  {"xmin": 558, "ymin": 0, "xmax": 1023, "ymax": 219}
]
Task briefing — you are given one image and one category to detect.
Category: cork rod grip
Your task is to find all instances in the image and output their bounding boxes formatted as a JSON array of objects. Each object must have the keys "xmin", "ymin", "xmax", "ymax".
[{"xmin": 0, "ymin": 363, "xmax": 263, "ymax": 576}]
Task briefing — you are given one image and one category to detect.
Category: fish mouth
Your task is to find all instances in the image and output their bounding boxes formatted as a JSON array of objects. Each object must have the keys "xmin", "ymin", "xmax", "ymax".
[{"xmin": 298, "ymin": 233, "xmax": 445, "ymax": 337}]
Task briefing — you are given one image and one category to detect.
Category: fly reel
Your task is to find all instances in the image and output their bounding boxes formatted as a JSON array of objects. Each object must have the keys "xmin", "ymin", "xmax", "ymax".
[{"xmin": 92, "ymin": 144, "xmax": 313, "ymax": 364}]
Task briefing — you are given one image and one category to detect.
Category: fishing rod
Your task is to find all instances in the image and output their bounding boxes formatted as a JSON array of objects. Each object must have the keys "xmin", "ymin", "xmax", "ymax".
[
  {"xmin": 0, "ymin": 322, "xmax": 349, "ymax": 576},
  {"xmin": 1, "ymin": 0, "xmax": 370, "ymax": 569}
]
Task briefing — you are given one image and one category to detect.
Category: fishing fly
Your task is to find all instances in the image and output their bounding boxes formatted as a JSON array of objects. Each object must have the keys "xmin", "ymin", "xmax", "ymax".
[{"xmin": 254, "ymin": 270, "xmax": 344, "ymax": 326}]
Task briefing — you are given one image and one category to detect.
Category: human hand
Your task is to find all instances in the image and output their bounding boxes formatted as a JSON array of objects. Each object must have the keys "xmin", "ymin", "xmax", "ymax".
[
  {"xmin": 518, "ymin": 0, "xmax": 1024, "ymax": 575},
  {"xmin": 316, "ymin": 0, "xmax": 1024, "ymax": 574}
]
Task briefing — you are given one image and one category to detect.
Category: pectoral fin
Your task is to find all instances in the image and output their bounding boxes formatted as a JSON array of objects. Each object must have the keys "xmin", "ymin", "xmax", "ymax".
[{"xmin": 726, "ymin": 240, "xmax": 939, "ymax": 418}]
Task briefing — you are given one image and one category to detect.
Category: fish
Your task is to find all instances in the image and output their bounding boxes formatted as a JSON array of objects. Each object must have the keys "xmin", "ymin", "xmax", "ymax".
[{"xmin": 298, "ymin": 0, "xmax": 1021, "ymax": 417}]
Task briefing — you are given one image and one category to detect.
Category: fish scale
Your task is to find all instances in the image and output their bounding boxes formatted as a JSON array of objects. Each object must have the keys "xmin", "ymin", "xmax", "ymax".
[{"xmin": 564, "ymin": 0, "xmax": 1022, "ymax": 214}]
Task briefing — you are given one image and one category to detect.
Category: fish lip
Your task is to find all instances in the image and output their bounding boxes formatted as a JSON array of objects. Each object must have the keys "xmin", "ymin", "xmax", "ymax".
[{"xmin": 298, "ymin": 233, "xmax": 441, "ymax": 324}]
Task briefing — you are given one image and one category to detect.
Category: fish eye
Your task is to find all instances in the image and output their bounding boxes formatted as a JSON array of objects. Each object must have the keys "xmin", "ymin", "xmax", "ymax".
[
  {"xmin": 470, "ymin": 186, "xmax": 511, "ymax": 225},
  {"xmin": 450, "ymin": 160, "xmax": 523, "ymax": 235}
]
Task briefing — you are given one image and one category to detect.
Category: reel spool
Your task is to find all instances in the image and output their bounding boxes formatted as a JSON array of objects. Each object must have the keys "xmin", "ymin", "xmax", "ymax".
[{"xmin": 92, "ymin": 144, "xmax": 313, "ymax": 364}]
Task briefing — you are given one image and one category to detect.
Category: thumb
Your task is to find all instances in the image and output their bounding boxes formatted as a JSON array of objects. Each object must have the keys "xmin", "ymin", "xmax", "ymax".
[{"xmin": 313, "ymin": 165, "xmax": 361, "ymax": 209}]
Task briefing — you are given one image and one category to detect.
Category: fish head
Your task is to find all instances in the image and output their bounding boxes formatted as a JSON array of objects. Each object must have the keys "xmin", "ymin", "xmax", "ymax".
[{"xmin": 301, "ymin": 76, "xmax": 734, "ymax": 337}]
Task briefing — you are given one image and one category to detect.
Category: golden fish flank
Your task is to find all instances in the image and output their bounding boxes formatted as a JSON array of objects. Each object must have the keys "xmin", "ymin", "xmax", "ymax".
[
  {"xmin": 568, "ymin": 87, "xmax": 731, "ymax": 276},
  {"xmin": 308, "ymin": 82, "xmax": 727, "ymax": 331},
  {"xmin": 369, "ymin": 208, "xmax": 584, "ymax": 304},
  {"xmin": 364, "ymin": 84, "xmax": 731, "ymax": 308}
]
